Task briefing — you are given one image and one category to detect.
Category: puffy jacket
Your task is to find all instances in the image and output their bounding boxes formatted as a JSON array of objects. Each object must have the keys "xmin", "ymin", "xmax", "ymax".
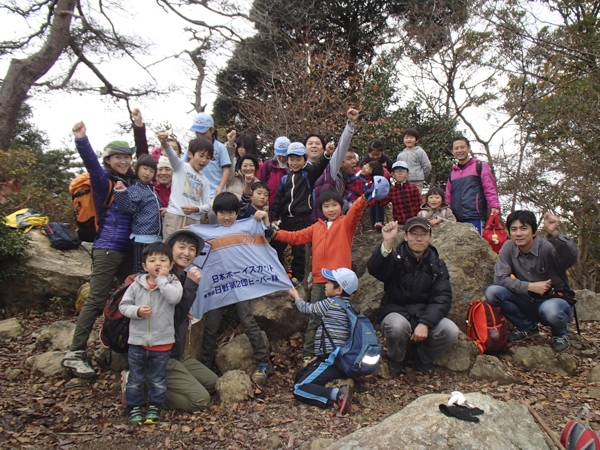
[
  {"xmin": 445, "ymin": 158, "xmax": 500, "ymax": 222},
  {"xmin": 113, "ymin": 179, "xmax": 162, "ymax": 237},
  {"xmin": 367, "ymin": 241, "xmax": 452, "ymax": 327},
  {"xmin": 75, "ymin": 136, "xmax": 133, "ymax": 252},
  {"xmin": 257, "ymin": 159, "xmax": 288, "ymax": 208},
  {"xmin": 270, "ymin": 154, "xmax": 329, "ymax": 220}
]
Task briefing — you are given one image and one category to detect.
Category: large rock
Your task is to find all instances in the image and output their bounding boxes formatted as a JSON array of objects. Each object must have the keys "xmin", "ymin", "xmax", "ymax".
[
  {"xmin": 587, "ymin": 364, "xmax": 600, "ymax": 383},
  {"xmin": 34, "ymin": 321, "xmax": 76, "ymax": 351},
  {"xmin": 508, "ymin": 345, "xmax": 577, "ymax": 376},
  {"xmin": 470, "ymin": 355, "xmax": 516, "ymax": 384},
  {"xmin": 215, "ymin": 331, "xmax": 270, "ymax": 375},
  {"xmin": 574, "ymin": 289, "xmax": 600, "ymax": 321},
  {"xmin": 215, "ymin": 369, "xmax": 253, "ymax": 406},
  {"xmin": 94, "ymin": 346, "xmax": 129, "ymax": 372},
  {"xmin": 322, "ymin": 393, "xmax": 550, "ymax": 450},
  {"xmin": 26, "ymin": 351, "xmax": 66, "ymax": 377},
  {"xmin": 435, "ymin": 332, "xmax": 480, "ymax": 372},
  {"xmin": 3, "ymin": 232, "xmax": 92, "ymax": 311},
  {"xmin": 0, "ymin": 317, "xmax": 23, "ymax": 338},
  {"xmin": 252, "ymin": 289, "xmax": 307, "ymax": 340}
]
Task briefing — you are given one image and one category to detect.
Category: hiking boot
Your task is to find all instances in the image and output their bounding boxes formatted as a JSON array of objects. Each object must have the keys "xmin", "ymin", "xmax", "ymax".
[
  {"xmin": 144, "ymin": 405, "xmax": 161, "ymax": 425},
  {"xmin": 61, "ymin": 350, "xmax": 96, "ymax": 378},
  {"xmin": 552, "ymin": 334, "xmax": 570, "ymax": 352},
  {"xmin": 120, "ymin": 370, "xmax": 129, "ymax": 408},
  {"xmin": 386, "ymin": 358, "xmax": 403, "ymax": 378},
  {"xmin": 128, "ymin": 407, "xmax": 143, "ymax": 425},
  {"xmin": 251, "ymin": 362, "xmax": 273, "ymax": 383},
  {"xmin": 414, "ymin": 352, "xmax": 434, "ymax": 375},
  {"xmin": 336, "ymin": 385, "xmax": 353, "ymax": 415},
  {"xmin": 508, "ymin": 325, "xmax": 539, "ymax": 343}
]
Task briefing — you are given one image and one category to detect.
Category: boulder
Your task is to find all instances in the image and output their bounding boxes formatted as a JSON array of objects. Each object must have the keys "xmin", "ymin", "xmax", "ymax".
[
  {"xmin": 351, "ymin": 272, "xmax": 385, "ymax": 324},
  {"xmin": 252, "ymin": 288, "xmax": 307, "ymax": 340},
  {"xmin": 322, "ymin": 393, "xmax": 550, "ymax": 450},
  {"xmin": 0, "ymin": 317, "xmax": 23, "ymax": 338},
  {"xmin": 588, "ymin": 364, "xmax": 600, "ymax": 383},
  {"xmin": 3, "ymin": 231, "xmax": 92, "ymax": 311},
  {"xmin": 184, "ymin": 318, "xmax": 205, "ymax": 362},
  {"xmin": 34, "ymin": 321, "xmax": 76, "ymax": 351},
  {"xmin": 215, "ymin": 331, "xmax": 270, "ymax": 375},
  {"xmin": 26, "ymin": 351, "xmax": 66, "ymax": 377},
  {"xmin": 573, "ymin": 289, "xmax": 600, "ymax": 321},
  {"xmin": 215, "ymin": 369, "xmax": 253, "ymax": 406},
  {"xmin": 94, "ymin": 346, "xmax": 129, "ymax": 373},
  {"xmin": 300, "ymin": 439, "xmax": 335, "ymax": 450},
  {"xmin": 434, "ymin": 332, "xmax": 480, "ymax": 372},
  {"xmin": 470, "ymin": 355, "xmax": 516, "ymax": 384},
  {"xmin": 508, "ymin": 345, "xmax": 577, "ymax": 376}
]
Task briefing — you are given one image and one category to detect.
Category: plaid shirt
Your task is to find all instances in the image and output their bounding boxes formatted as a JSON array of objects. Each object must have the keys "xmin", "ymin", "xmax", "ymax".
[{"xmin": 378, "ymin": 182, "xmax": 422, "ymax": 224}]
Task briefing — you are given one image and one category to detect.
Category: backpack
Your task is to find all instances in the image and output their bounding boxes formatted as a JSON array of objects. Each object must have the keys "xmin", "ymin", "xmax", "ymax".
[
  {"xmin": 322, "ymin": 297, "xmax": 382, "ymax": 378},
  {"xmin": 41, "ymin": 222, "xmax": 82, "ymax": 250},
  {"xmin": 69, "ymin": 172, "xmax": 114, "ymax": 242},
  {"xmin": 561, "ymin": 407, "xmax": 600, "ymax": 450},
  {"xmin": 100, "ymin": 274, "xmax": 136, "ymax": 355},
  {"xmin": 5, "ymin": 208, "xmax": 49, "ymax": 233},
  {"xmin": 466, "ymin": 299, "xmax": 507, "ymax": 354}
]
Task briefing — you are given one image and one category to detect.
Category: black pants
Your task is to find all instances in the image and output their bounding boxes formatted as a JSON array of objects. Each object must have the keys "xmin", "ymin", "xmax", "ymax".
[
  {"xmin": 293, "ymin": 354, "xmax": 345, "ymax": 408},
  {"xmin": 270, "ymin": 215, "xmax": 311, "ymax": 281}
]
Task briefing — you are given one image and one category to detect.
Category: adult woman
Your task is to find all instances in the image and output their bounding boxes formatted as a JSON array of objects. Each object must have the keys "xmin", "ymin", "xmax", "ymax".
[{"xmin": 227, "ymin": 154, "xmax": 260, "ymax": 200}]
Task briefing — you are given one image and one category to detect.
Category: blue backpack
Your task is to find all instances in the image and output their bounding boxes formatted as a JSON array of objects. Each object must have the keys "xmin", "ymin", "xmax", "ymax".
[{"xmin": 322, "ymin": 298, "xmax": 381, "ymax": 378}]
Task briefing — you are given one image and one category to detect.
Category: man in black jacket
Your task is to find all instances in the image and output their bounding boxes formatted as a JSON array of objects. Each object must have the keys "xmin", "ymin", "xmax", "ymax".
[{"xmin": 368, "ymin": 217, "xmax": 459, "ymax": 376}]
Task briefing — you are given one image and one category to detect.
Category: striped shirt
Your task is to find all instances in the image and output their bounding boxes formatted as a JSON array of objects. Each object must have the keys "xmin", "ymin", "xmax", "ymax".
[{"xmin": 295, "ymin": 296, "xmax": 351, "ymax": 356}]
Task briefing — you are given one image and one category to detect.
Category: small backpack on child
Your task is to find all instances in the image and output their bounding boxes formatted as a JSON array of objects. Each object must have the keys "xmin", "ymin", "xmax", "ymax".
[
  {"xmin": 561, "ymin": 407, "xmax": 600, "ymax": 450},
  {"xmin": 466, "ymin": 299, "xmax": 507, "ymax": 354},
  {"xmin": 322, "ymin": 298, "xmax": 382, "ymax": 378},
  {"xmin": 41, "ymin": 222, "xmax": 82, "ymax": 250},
  {"xmin": 69, "ymin": 173, "xmax": 114, "ymax": 242},
  {"xmin": 100, "ymin": 274, "xmax": 136, "ymax": 360}
]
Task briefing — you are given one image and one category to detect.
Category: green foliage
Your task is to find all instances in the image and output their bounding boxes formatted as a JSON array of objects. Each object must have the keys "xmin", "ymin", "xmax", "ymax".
[{"xmin": 0, "ymin": 220, "xmax": 29, "ymax": 283}]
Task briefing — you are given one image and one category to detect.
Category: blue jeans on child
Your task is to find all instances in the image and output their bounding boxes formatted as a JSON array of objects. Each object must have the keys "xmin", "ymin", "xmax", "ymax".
[
  {"xmin": 485, "ymin": 285, "xmax": 573, "ymax": 336},
  {"xmin": 369, "ymin": 203, "xmax": 384, "ymax": 229},
  {"xmin": 126, "ymin": 345, "xmax": 171, "ymax": 412}
]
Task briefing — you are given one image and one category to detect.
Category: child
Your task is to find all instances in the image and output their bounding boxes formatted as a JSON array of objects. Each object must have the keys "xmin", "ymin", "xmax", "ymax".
[
  {"xmin": 200, "ymin": 192, "xmax": 272, "ymax": 383},
  {"xmin": 119, "ymin": 242, "xmax": 183, "ymax": 425},
  {"xmin": 270, "ymin": 142, "xmax": 333, "ymax": 283},
  {"xmin": 358, "ymin": 139, "xmax": 393, "ymax": 229},
  {"xmin": 239, "ymin": 180, "xmax": 270, "ymax": 220},
  {"xmin": 159, "ymin": 132, "xmax": 212, "ymax": 239},
  {"xmin": 288, "ymin": 268, "xmax": 358, "ymax": 414},
  {"xmin": 344, "ymin": 160, "xmax": 384, "ymax": 205},
  {"xmin": 271, "ymin": 189, "xmax": 370, "ymax": 361},
  {"xmin": 396, "ymin": 128, "xmax": 431, "ymax": 193},
  {"xmin": 419, "ymin": 187, "xmax": 456, "ymax": 226},
  {"xmin": 377, "ymin": 161, "xmax": 421, "ymax": 230},
  {"xmin": 257, "ymin": 136, "xmax": 290, "ymax": 208},
  {"xmin": 113, "ymin": 154, "xmax": 162, "ymax": 273}
]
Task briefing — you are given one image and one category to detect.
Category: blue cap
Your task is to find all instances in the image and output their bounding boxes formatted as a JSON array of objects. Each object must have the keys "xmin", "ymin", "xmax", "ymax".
[
  {"xmin": 371, "ymin": 176, "xmax": 390, "ymax": 200},
  {"xmin": 274, "ymin": 136, "xmax": 291, "ymax": 156},
  {"xmin": 287, "ymin": 142, "xmax": 306, "ymax": 157},
  {"xmin": 392, "ymin": 161, "xmax": 409, "ymax": 172},
  {"xmin": 190, "ymin": 112, "xmax": 214, "ymax": 133},
  {"xmin": 321, "ymin": 268, "xmax": 358, "ymax": 295}
]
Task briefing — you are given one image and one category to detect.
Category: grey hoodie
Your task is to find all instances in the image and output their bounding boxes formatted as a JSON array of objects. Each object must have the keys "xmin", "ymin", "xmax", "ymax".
[
  {"xmin": 396, "ymin": 145, "xmax": 431, "ymax": 183},
  {"xmin": 119, "ymin": 273, "xmax": 182, "ymax": 347}
]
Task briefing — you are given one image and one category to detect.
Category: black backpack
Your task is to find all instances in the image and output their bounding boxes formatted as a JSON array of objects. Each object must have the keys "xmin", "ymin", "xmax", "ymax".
[
  {"xmin": 100, "ymin": 274, "xmax": 136, "ymax": 357},
  {"xmin": 41, "ymin": 222, "xmax": 82, "ymax": 250}
]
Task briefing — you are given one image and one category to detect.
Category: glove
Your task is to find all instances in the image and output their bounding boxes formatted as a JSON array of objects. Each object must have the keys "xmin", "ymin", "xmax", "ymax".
[
  {"xmin": 264, "ymin": 227, "xmax": 276, "ymax": 239},
  {"xmin": 363, "ymin": 185, "xmax": 375, "ymax": 200},
  {"xmin": 439, "ymin": 404, "xmax": 484, "ymax": 423}
]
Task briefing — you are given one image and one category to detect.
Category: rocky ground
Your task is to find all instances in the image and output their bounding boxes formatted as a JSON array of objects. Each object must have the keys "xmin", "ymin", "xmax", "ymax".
[{"xmin": 1, "ymin": 312, "xmax": 599, "ymax": 450}]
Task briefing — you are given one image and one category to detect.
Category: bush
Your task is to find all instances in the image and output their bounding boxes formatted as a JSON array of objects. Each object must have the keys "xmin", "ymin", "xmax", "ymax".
[{"xmin": 0, "ymin": 220, "xmax": 29, "ymax": 283}]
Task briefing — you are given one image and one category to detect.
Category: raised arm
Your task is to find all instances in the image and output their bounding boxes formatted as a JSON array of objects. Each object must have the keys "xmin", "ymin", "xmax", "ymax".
[
  {"xmin": 159, "ymin": 132, "xmax": 184, "ymax": 171},
  {"xmin": 328, "ymin": 109, "xmax": 358, "ymax": 178},
  {"xmin": 132, "ymin": 108, "xmax": 149, "ymax": 157}
]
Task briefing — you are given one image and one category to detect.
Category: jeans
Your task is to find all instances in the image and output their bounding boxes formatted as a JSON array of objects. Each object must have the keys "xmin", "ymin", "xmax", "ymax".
[
  {"xmin": 126, "ymin": 345, "xmax": 171, "ymax": 411},
  {"xmin": 369, "ymin": 204, "xmax": 385, "ymax": 228},
  {"xmin": 485, "ymin": 285, "xmax": 573, "ymax": 336},
  {"xmin": 462, "ymin": 219, "xmax": 485, "ymax": 234},
  {"xmin": 380, "ymin": 313, "xmax": 459, "ymax": 364}
]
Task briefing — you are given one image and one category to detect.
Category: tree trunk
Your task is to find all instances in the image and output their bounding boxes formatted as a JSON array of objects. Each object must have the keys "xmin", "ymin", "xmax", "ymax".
[{"xmin": 0, "ymin": 0, "xmax": 77, "ymax": 151}]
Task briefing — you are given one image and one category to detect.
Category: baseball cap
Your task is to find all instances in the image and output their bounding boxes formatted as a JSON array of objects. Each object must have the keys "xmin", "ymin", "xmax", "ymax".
[
  {"xmin": 101, "ymin": 140, "xmax": 135, "ymax": 159},
  {"xmin": 274, "ymin": 136, "xmax": 291, "ymax": 156},
  {"xmin": 157, "ymin": 156, "xmax": 172, "ymax": 170},
  {"xmin": 321, "ymin": 268, "xmax": 358, "ymax": 295},
  {"xmin": 392, "ymin": 161, "xmax": 410, "ymax": 172},
  {"xmin": 164, "ymin": 230, "xmax": 206, "ymax": 256},
  {"xmin": 287, "ymin": 142, "xmax": 306, "ymax": 157},
  {"xmin": 405, "ymin": 216, "xmax": 432, "ymax": 233},
  {"xmin": 371, "ymin": 176, "xmax": 390, "ymax": 200},
  {"xmin": 190, "ymin": 112, "xmax": 214, "ymax": 133}
]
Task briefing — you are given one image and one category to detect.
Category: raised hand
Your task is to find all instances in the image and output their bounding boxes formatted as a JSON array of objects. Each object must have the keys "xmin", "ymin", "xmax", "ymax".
[
  {"xmin": 227, "ymin": 129, "xmax": 237, "ymax": 146},
  {"xmin": 543, "ymin": 212, "xmax": 560, "ymax": 237},
  {"xmin": 381, "ymin": 221, "xmax": 398, "ymax": 251},
  {"xmin": 347, "ymin": 108, "xmax": 359, "ymax": 123},
  {"xmin": 132, "ymin": 108, "xmax": 143, "ymax": 127},
  {"xmin": 157, "ymin": 131, "xmax": 169, "ymax": 147},
  {"xmin": 72, "ymin": 121, "xmax": 86, "ymax": 138},
  {"xmin": 114, "ymin": 181, "xmax": 126, "ymax": 191},
  {"xmin": 187, "ymin": 267, "xmax": 202, "ymax": 284}
]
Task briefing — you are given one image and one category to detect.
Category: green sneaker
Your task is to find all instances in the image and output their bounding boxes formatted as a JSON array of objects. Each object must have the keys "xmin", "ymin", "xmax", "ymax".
[
  {"xmin": 144, "ymin": 405, "xmax": 161, "ymax": 425},
  {"xmin": 128, "ymin": 407, "xmax": 143, "ymax": 425}
]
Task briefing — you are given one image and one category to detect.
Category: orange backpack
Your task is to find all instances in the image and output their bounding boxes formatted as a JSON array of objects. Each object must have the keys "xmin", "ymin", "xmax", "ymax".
[
  {"xmin": 466, "ymin": 299, "xmax": 507, "ymax": 354},
  {"xmin": 69, "ymin": 173, "xmax": 113, "ymax": 242}
]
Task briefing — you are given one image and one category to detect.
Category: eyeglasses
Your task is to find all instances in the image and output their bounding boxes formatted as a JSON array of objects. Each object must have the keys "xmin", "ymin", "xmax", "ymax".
[
  {"xmin": 392, "ymin": 168, "xmax": 408, "ymax": 173},
  {"xmin": 408, "ymin": 232, "xmax": 429, "ymax": 238}
]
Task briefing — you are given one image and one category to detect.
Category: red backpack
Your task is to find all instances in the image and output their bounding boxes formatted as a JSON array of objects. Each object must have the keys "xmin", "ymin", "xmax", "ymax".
[
  {"xmin": 466, "ymin": 299, "xmax": 507, "ymax": 354},
  {"xmin": 561, "ymin": 407, "xmax": 600, "ymax": 450}
]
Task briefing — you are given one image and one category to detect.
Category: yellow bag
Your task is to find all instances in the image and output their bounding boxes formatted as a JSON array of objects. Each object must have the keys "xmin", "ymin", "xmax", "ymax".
[
  {"xmin": 76, "ymin": 282, "xmax": 90, "ymax": 312},
  {"xmin": 4, "ymin": 208, "xmax": 49, "ymax": 233}
]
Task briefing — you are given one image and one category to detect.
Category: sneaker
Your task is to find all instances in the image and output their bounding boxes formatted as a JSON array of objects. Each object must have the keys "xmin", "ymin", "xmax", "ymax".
[
  {"xmin": 290, "ymin": 277, "xmax": 301, "ymax": 288},
  {"xmin": 128, "ymin": 407, "xmax": 143, "ymax": 425},
  {"xmin": 120, "ymin": 370, "xmax": 129, "ymax": 408},
  {"xmin": 251, "ymin": 362, "xmax": 273, "ymax": 383},
  {"xmin": 144, "ymin": 405, "xmax": 160, "ymax": 425},
  {"xmin": 552, "ymin": 334, "xmax": 570, "ymax": 352},
  {"xmin": 61, "ymin": 350, "xmax": 96, "ymax": 378},
  {"xmin": 508, "ymin": 325, "xmax": 539, "ymax": 343},
  {"xmin": 336, "ymin": 385, "xmax": 353, "ymax": 415},
  {"xmin": 414, "ymin": 352, "xmax": 434, "ymax": 375},
  {"xmin": 302, "ymin": 356, "xmax": 314, "ymax": 368}
]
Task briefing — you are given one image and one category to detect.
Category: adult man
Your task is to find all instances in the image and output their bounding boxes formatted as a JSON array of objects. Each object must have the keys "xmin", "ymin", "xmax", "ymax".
[
  {"xmin": 445, "ymin": 136, "xmax": 500, "ymax": 234},
  {"xmin": 367, "ymin": 217, "xmax": 459, "ymax": 376},
  {"xmin": 485, "ymin": 211, "xmax": 577, "ymax": 352}
]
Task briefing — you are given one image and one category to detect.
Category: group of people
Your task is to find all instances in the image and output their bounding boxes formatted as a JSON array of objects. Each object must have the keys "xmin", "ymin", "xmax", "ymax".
[{"xmin": 59, "ymin": 107, "xmax": 578, "ymax": 423}]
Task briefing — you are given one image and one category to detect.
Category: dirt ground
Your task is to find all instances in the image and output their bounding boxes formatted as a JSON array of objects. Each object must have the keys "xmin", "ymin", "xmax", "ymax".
[{"xmin": 1, "ymin": 312, "xmax": 599, "ymax": 449}]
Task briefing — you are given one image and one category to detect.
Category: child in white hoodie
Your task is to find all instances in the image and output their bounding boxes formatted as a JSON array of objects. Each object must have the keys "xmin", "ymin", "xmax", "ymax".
[{"xmin": 419, "ymin": 187, "xmax": 457, "ymax": 226}]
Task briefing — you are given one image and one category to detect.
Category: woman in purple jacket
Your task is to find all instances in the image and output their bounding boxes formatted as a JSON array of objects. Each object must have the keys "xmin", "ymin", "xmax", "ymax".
[{"xmin": 62, "ymin": 121, "xmax": 144, "ymax": 378}]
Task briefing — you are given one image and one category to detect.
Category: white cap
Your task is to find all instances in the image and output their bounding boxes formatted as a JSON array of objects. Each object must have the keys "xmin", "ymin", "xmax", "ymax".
[{"xmin": 321, "ymin": 268, "xmax": 358, "ymax": 294}]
